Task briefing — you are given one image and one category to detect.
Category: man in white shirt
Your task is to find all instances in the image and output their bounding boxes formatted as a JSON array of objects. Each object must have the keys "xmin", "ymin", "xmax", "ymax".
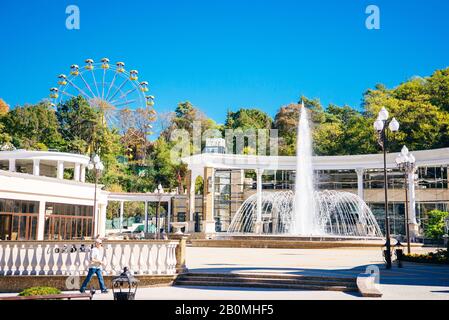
[{"xmin": 80, "ymin": 238, "xmax": 108, "ymax": 293}]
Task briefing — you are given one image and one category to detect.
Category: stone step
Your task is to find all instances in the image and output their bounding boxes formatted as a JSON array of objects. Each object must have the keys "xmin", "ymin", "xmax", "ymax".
[
  {"xmin": 181, "ymin": 272, "xmax": 356, "ymax": 283},
  {"xmin": 176, "ymin": 276, "xmax": 358, "ymax": 288},
  {"xmin": 174, "ymin": 273, "xmax": 358, "ymax": 292},
  {"xmin": 174, "ymin": 279, "xmax": 356, "ymax": 292}
]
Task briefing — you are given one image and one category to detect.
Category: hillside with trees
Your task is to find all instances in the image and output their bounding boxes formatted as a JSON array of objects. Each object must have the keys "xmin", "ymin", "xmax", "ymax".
[{"xmin": 0, "ymin": 67, "xmax": 448, "ymax": 195}]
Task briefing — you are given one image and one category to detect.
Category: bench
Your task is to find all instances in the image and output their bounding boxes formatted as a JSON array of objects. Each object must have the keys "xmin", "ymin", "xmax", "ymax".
[
  {"xmin": 0, "ymin": 292, "xmax": 93, "ymax": 300},
  {"xmin": 356, "ymin": 274, "xmax": 382, "ymax": 297}
]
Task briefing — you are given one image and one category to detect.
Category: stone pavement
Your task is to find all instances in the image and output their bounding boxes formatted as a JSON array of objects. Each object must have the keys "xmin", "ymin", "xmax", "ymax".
[{"xmin": 97, "ymin": 246, "xmax": 449, "ymax": 300}]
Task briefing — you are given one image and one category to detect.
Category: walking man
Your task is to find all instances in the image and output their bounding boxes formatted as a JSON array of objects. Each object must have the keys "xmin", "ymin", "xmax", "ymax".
[{"xmin": 80, "ymin": 238, "xmax": 108, "ymax": 293}]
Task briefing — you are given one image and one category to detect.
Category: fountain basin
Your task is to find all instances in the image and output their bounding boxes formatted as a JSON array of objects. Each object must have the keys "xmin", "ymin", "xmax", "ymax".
[
  {"xmin": 228, "ymin": 190, "xmax": 383, "ymax": 238},
  {"xmin": 190, "ymin": 235, "xmax": 423, "ymax": 249}
]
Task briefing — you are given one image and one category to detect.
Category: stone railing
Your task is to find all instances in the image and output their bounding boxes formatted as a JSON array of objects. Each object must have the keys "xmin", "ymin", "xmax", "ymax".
[{"xmin": 0, "ymin": 240, "xmax": 179, "ymax": 276}]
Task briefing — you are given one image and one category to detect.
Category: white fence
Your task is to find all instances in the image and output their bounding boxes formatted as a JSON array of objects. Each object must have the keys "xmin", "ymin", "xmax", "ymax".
[{"xmin": 0, "ymin": 241, "xmax": 179, "ymax": 276}]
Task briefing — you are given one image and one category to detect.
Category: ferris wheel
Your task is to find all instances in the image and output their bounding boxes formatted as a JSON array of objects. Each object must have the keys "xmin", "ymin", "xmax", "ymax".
[{"xmin": 49, "ymin": 58, "xmax": 156, "ymax": 128}]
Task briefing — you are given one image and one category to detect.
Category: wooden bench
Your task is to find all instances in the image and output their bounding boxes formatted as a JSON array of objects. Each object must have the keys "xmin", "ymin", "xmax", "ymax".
[{"xmin": 0, "ymin": 292, "xmax": 93, "ymax": 300}]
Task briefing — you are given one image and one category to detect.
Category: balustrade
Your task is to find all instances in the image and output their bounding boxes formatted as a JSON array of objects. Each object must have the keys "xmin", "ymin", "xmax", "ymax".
[{"xmin": 0, "ymin": 240, "xmax": 179, "ymax": 276}]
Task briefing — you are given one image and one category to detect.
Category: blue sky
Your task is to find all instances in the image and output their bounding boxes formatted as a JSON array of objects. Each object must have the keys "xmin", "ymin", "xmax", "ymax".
[{"xmin": 0, "ymin": 0, "xmax": 448, "ymax": 124}]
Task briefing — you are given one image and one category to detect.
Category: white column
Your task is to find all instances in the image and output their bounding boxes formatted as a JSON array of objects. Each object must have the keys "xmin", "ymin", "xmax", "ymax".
[
  {"xmin": 33, "ymin": 159, "xmax": 40, "ymax": 176},
  {"xmin": 119, "ymin": 201, "xmax": 124, "ymax": 233},
  {"xmin": 8, "ymin": 159, "xmax": 16, "ymax": 172},
  {"xmin": 203, "ymin": 168, "xmax": 216, "ymax": 234},
  {"xmin": 57, "ymin": 161, "xmax": 64, "ymax": 179},
  {"xmin": 167, "ymin": 198, "xmax": 172, "ymax": 233},
  {"xmin": 187, "ymin": 172, "xmax": 196, "ymax": 233},
  {"xmin": 97, "ymin": 204, "xmax": 107, "ymax": 237},
  {"xmin": 189, "ymin": 173, "xmax": 196, "ymax": 222},
  {"xmin": 93, "ymin": 197, "xmax": 101, "ymax": 237},
  {"xmin": 408, "ymin": 169, "xmax": 418, "ymax": 225},
  {"xmin": 356, "ymin": 168, "xmax": 364, "ymax": 200},
  {"xmin": 80, "ymin": 165, "xmax": 86, "ymax": 182},
  {"xmin": 37, "ymin": 201, "xmax": 46, "ymax": 240},
  {"xmin": 144, "ymin": 201, "xmax": 148, "ymax": 233},
  {"xmin": 73, "ymin": 163, "xmax": 81, "ymax": 181},
  {"xmin": 211, "ymin": 169, "xmax": 215, "ymax": 217},
  {"xmin": 255, "ymin": 168, "xmax": 264, "ymax": 233}
]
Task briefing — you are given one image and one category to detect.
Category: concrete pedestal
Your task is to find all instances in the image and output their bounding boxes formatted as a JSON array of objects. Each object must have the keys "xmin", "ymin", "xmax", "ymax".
[
  {"xmin": 409, "ymin": 223, "xmax": 420, "ymax": 239},
  {"xmin": 185, "ymin": 221, "xmax": 196, "ymax": 233},
  {"xmin": 203, "ymin": 220, "xmax": 216, "ymax": 234},
  {"xmin": 254, "ymin": 221, "xmax": 263, "ymax": 234},
  {"xmin": 169, "ymin": 234, "xmax": 189, "ymax": 273}
]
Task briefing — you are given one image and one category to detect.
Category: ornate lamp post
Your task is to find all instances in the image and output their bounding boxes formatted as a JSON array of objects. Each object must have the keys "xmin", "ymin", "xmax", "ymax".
[
  {"xmin": 154, "ymin": 183, "xmax": 164, "ymax": 239},
  {"xmin": 112, "ymin": 267, "xmax": 139, "ymax": 300},
  {"xmin": 87, "ymin": 154, "xmax": 104, "ymax": 236},
  {"xmin": 395, "ymin": 145, "xmax": 416, "ymax": 254},
  {"xmin": 444, "ymin": 216, "xmax": 449, "ymax": 252},
  {"xmin": 373, "ymin": 107, "xmax": 400, "ymax": 269}
]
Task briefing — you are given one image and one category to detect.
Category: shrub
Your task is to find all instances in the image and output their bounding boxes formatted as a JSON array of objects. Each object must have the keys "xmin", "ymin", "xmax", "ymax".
[
  {"xmin": 18, "ymin": 286, "xmax": 61, "ymax": 296},
  {"xmin": 403, "ymin": 249, "xmax": 449, "ymax": 264}
]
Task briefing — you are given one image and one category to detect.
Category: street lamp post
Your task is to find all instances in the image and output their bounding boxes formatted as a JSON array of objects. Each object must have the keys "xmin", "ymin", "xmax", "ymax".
[
  {"xmin": 395, "ymin": 145, "xmax": 416, "ymax": 255},
  {"xmin": 154, "ymin": 183, "xmax": 164, "ymax": 239},
  {"xmin": 374, "ymin": 107, "xmax": 400, "ymax": 269},
  {"xmin": 87, "ymin": 154, "xmax": 104, "ymax": 237}
]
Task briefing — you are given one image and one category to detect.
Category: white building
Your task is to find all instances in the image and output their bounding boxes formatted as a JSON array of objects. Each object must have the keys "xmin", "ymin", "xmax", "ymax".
[
  {"xmin": 0, "ymin": 147, "xmax": 448, "ymax": 241},
  {"xmin": 0, "ymin": 150, "xmax": 108, "ymax": 240},
  {"xmin": 0, "ymin": 150, "xmax": 175, "ymax": 241},
  {"xmin": 180, "ymin": 147, "xmax": 449, "ymax": 237}
]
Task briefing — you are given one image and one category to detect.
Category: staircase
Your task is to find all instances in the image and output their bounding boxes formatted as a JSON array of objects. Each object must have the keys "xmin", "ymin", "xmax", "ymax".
[{"xmin": 174, "ymin": 272, "xmax": 359, "ymax": 292}]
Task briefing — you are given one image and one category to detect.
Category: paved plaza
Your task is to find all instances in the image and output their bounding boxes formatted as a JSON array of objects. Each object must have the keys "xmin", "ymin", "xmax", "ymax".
[
  {"xmin": 2, "ymin": 246, "xmax": 446, "ymax": 300},
  {"xmin": 133, "ymin": 246, "xmax": 449, "ymax": 300}
]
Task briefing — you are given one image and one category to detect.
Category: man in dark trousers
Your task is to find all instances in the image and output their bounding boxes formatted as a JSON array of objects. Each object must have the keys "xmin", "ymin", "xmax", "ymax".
[{"xmin": 80, "ymin": 238, "xmax": 108, "ymax": 293}]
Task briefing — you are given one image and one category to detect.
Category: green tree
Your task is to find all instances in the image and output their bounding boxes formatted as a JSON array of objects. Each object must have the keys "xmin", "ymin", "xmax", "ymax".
[
  {"xmin": 426, "ymin": 68, "xmax": 449, "ymax": 112},
  {"xmin": 56, "ymin": 96, "xmax": 124, "ymax": 190},
  {"xmin": 158, "ymin": 101, "xmax": 217, "ymax": 192},
  {"xmin": 148, "ymin": 137, "xmax": 179, "ymax": 190},
  {"xmin": 163, "ymin": 101, "xmax": 217, "ymax": 139},
  {"xmin": 56, "ymin": 96, "xmax": 102, "ymax": 154},
  {"xmin": 273, "ymin": 103, "xmax": 300, "ymax": 156},
  {"xmin": 225, "ymin": 108, "xmax": 273, "ymax": 130},
  {"xmin": 273, "ymin": 98, "xmax": 327, "ymax": 156},
  {"xmin": 363, "ymin": 79, "xmax": 449, "ymax": 152},
  {"xmin": 424, "ymin": 210, "xmax": 449, "ymax": 240},
  {"xmin": 0, "ymin": 98, "xmax": 11, "ymax": 146},
  {"xmin": 313, "ymin": 105, "xmax": 377, "ymax": 155},
  {"xmin": 2, "ymin": 102, "xmax": 63, "ymax": 150}
]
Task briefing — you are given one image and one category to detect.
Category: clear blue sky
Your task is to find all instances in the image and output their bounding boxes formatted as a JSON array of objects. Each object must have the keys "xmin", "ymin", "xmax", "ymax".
[{"xmin": 0, "ymin": 0, "xmax": 448, "ymax": 124}]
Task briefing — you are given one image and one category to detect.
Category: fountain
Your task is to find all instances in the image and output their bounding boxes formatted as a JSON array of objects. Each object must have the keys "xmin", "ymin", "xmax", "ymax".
[
  {"xmin": 293, "ymin": 101, "xmax": 320, "ymax": 235},
  {"xmin": 227, "ymin": 102, "xmax": 383, "ymax": 238}
]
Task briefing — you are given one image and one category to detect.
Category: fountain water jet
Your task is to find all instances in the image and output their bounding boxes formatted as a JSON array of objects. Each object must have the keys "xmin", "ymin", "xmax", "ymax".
[
  {"xmin": 293, "ymin": 102, "xmax": 320, "ymax": 235},
  {"xmin": 227, "ymin": 101, "xmax": 383, "ymax": 238}
]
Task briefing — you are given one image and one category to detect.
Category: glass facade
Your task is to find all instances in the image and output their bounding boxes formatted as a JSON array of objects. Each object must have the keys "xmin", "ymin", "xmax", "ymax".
[
  {"xmin": 416, "ymin": 202, "xmax": 449, "ymax": 226},
  {"xmin": 363, "ymin": 169, "xmax": 404, "ymax": 189},
  {"xmin": 214, "ymin": 170, "xmax": 232, "ymax": 232},
  {"xmin": 417, "ymin": 166, "xmax": 448, "ymax": 189},
  {"xmin": 244, "ymin": 170, "xmax": 295, "ymax": 190},
  {"xmin": 44, "ymin": 202, "xmax": 93, "ymax": 240},
  {"xmin": 316, "ymin": 170, "xmax": 358, "ymax": 189},
  {"xmin": 368, "ymin": 202, "xmax": 406, "ymax": 236},
  {"xmin": 0, "ymin": 198, "xmax": 39, "ymax": 240}
]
